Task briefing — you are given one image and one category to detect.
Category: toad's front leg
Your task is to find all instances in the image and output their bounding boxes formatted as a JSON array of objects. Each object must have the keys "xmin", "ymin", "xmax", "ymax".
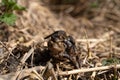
[{"xmin": 59, "ymin": 52, "xmax": 79, "ymax": 69}]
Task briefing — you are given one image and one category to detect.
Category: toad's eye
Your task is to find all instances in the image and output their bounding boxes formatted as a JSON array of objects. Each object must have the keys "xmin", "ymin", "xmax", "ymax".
[{"xmin": 67, "ymin": 36, "xmax": 75, "ymax": 45}]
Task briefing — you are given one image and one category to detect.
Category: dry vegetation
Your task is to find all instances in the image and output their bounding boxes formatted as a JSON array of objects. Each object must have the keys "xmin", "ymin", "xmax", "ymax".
[{"xmin": 0, "ymin": 0, "xmax": 120, "ymax": 80}]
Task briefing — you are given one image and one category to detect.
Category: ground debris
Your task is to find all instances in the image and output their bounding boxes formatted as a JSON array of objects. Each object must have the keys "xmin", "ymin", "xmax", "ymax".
[{"xmin": 0, "ymin": 0, "xmax": 120, "ymax": 80}]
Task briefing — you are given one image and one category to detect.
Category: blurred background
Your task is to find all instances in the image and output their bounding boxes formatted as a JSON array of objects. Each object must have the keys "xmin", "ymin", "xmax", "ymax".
[{"xmin": 0, "ymin": 0, "xmax": 120, "ymax": 43}]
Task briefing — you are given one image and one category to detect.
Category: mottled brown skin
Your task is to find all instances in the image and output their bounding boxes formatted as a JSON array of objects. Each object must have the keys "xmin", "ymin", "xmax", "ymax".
[
  {"xmin": 48, "ymin": 40, "xmax": 66, "ymax": 59},
  {"xmin": 45, "ymin": 30, "xmax": 79, "ymax": 68}
]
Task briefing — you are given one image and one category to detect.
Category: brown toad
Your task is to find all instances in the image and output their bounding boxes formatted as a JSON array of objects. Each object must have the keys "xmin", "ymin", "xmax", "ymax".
[{"xmin": 45, "ymin": 30, "xmax": 79, "ymax": 68}]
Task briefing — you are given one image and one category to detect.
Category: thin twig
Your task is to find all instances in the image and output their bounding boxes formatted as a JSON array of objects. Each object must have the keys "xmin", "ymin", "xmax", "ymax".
[
  {"xmin": 58, "ymin": 64, "xmax": 120, "ymax": 76},
  {"xmin": 0, "ymin": 66, "xmax": 45, "ymax": 80},
  {"xmin": 89, "ymin": 31, "xmax": 114, "ymax": 48},
  {"xmin": 21, "ymin": 47, "xmax": 34, "ymax": 64},
  {"xmin": 0, "ymin": 41, "xmax": 18, "ymax": 60},
  {"xmin": 76, "ymin": 39, "xmax": 106, "ymax": 42},
  {"xmin": 31, "ymin": 70, "xmax": 44, "ymax": 80}
]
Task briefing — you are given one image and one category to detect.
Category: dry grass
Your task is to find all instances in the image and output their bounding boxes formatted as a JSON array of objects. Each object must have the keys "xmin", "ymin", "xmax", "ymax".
[{"xmin": 0, "ymin": 0, "xmax": 120, "ymax": 80}]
